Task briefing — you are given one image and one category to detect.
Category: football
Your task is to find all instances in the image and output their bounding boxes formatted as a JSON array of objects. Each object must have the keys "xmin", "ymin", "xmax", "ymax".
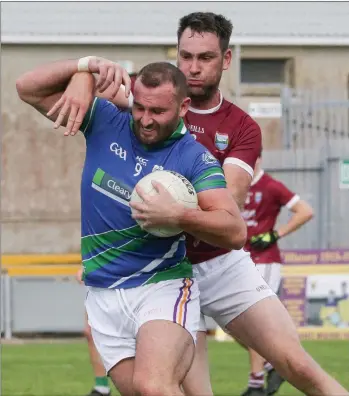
[{"xmin": 130, "ymin": 170, "xmax": 198, "ymax": 237}]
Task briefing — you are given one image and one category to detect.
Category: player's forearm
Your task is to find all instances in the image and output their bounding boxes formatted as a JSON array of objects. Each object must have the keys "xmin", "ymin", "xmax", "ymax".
[
  {"xmin": 16, "ymin": 59, "xmax": 79, "ymax": 104},
  {"xmin": 230, "ymin": 185, "xmax": 247, "ymax": 211},
  {"xmin": 68, "ymin": 71, "xmax": 130, "ymax": 107},
  {"xmin": 96, "ymin": 80, "xmax": 131, "ymax": 108},
  {"xmin": 277, "ymin": 210, "xmax": 313, "ymax": 238},
  {"xmin": 178, "ymin": 208, "xmax": 247, "ymax": 250}
]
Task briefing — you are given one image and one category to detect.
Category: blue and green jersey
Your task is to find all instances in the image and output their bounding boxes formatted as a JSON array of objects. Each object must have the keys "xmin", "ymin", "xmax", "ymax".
[{"xmin": 80, "ymin": 98, "xmax": 226, "ymax": 289}]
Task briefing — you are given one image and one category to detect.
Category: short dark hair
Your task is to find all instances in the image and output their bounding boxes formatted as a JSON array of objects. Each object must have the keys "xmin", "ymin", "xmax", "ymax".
[
  {"xmin": 137, "ymin": 62, "xmax": 188, "ymax": 100},
  {"xmin": 177, "ymin": 12, "xmax": 233, "ymax": 52}
]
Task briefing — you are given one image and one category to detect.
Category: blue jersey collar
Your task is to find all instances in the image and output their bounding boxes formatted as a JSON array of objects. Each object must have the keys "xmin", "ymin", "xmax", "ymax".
[{"xmin": 129, "ymin": 118, "xmax": 188, "ymax": 151}]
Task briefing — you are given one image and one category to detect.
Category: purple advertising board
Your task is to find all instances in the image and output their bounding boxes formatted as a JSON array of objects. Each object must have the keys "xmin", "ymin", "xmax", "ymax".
[{"xmin": 279, "ymin": 249, "xmax": 349, "ymax": 339}]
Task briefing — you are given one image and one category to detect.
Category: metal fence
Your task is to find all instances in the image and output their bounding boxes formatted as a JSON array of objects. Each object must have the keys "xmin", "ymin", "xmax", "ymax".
[
  {"xmin": 263, "ymin": 145, "xmax": 349, "ymax": 250},
  {"xmin": 281, "ymin": 87, "xmax": 349, "ymax": 149},
  {"xmin": 267, "ymin": 87, "xmax": 349, "ymax": 249}
]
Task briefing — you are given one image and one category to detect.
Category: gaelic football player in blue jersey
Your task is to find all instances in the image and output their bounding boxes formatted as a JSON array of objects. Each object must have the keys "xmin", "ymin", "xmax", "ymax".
[{"xmin": 16, "ymin": 60, "xmax": 246, "ymax": 396}]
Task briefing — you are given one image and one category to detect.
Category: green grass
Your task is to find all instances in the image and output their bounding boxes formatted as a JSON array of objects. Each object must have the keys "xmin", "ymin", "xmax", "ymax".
[{"xmin": 2, "ymin": 340, "xmax": 349, "ymax": 395}]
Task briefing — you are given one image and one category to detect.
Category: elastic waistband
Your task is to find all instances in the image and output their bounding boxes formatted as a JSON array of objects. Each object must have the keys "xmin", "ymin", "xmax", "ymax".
[{"xmin": 193, "ymin": 249, "xmax": 250, "ymax": 278}]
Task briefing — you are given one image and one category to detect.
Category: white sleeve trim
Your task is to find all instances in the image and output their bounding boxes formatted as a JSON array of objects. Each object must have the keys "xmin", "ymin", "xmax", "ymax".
[
  {"xmin": 223, "ymin": 157, "xmax": 254, "ymax": 178},
  {"xmin": 286, "ymin": 194, "xmax": 300, "ymax": 209}
]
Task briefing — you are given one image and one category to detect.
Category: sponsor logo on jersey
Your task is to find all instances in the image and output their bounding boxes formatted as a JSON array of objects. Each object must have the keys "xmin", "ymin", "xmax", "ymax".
[
  {"xmin": 152, "ymin": 165, "xmax": 164, "ymax": 172},
  {"xmin": 136, "ymin": 156, "xmax": 148, "ymax": 166},
  {"xmin": 91, "ymin": 168, "xmax": 132, "ymax": 206},
  {"xmin": 215, "ymin": 132, "xmax": 229, "ymax": 151},
  {"xmin": 110, "ymin": 142, "xmax": 127, "ymax": 161},
  {"xmin": 169, "ymin": 171, "xmax": 196, "ymax": 196},
  {"xmin": 188, "ymin": 124, "xmax": 205, "ymax": 133},
  {"xmin": 202, "ymin": 151, "xmax": 217, "ymax": 165},
  {"xmin": 107, "ymin": 180, "xmax": 131, "ymax": 200},
  {"xmin": 255, "ymin": 192, "xmax": 263, "ymax": 204}
]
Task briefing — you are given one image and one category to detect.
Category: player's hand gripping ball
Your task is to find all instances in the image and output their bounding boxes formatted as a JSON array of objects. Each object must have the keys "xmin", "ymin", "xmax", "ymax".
[
  {"xmin": 250, "ymin": 230, "xmax": 279, "ymax": 251},
  {"xmin": 130, "ymin": 171, "xmax": 198, "ymax": 237}
]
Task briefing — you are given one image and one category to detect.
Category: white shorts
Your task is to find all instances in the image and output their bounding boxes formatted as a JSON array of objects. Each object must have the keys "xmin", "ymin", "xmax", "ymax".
[
  {"xmin": 85, "ymin": 278, "xmax": 200, "ymax": 373},
  {"xmin": 255, "ymin": 263, "xmax": 282, "ymax": 294},
  {"xmin": 194, "ymin": 249, "xmax": 275, "ymax": 331}
]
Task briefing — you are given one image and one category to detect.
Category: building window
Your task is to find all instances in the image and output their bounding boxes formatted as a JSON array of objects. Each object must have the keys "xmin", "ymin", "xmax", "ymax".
[{"xmin": 241, "ymin": 59, "xmax": 290, "ymax": 85}]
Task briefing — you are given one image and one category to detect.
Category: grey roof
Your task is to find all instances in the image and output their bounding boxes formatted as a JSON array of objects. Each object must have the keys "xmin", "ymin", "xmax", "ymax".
[{"xmin": 2, "ymin": 2, "xmax": 349, "ymax": 45}]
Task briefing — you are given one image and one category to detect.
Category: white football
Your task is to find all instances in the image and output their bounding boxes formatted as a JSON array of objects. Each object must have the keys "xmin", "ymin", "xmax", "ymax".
[{"xmin": 130, "ymin": 170, "xmax": 198, "ymax": 237}]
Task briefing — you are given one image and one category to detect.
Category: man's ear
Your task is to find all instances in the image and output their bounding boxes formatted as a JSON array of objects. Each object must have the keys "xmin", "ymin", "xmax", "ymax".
[
  {"xmin": 223, "ymin": 48, "xmax": 232, "ymax": 71},
  {"xmin": 179, "ymin": 96, "xmax": 191, "ymax": 118}
]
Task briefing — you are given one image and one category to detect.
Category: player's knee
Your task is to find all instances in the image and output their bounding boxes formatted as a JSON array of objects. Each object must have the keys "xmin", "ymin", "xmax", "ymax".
[
  {"xmin": 273, "ymin": 344, "xmax": 316, "ymax": 383},
  {"xmin": 133, "ymin": 375, "xmax": 173, "ymax": 396}
]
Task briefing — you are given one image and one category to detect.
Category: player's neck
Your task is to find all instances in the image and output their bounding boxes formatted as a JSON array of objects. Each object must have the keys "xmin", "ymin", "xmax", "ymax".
[{"xmin": 189, "ymin": 90, "xmax": 222, "ymax": 114}]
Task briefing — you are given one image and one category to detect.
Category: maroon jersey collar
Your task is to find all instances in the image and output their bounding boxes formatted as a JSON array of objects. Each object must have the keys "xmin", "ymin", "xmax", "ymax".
[{"xmin": 189, "ymin": 90, "xmax": 223, "ymax": 115}]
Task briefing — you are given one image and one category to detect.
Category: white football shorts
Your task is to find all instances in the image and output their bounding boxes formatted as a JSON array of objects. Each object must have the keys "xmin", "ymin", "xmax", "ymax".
[
  {"xmin": 255, "ymin": 262, "xmax": 282, "ymax": 294},
  {"xmin": 194, "ymin": 249, "xmax": 275, "ymax": 331},
  {"xmin": 85, "ymin": 277, "xmax": 200, "ymax": 373}
]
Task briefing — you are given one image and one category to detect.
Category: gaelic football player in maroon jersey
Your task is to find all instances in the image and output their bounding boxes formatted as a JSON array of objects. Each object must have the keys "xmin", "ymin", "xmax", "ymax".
[
  {"xmin": 47, "ymin": 12, "xmax": 348, "ymax": 396},
  {"xmin": 241, "ymin": 152, "xmax": 314, "ymax": 395}
]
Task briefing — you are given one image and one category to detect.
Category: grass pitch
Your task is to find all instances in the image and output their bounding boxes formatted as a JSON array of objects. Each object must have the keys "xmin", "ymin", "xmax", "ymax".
[{"xmin": 2, "ymin": 339, "xmax": 348, "ymax": 395}]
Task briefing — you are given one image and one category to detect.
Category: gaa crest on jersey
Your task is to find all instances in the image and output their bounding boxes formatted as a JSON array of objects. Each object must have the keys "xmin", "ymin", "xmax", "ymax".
[
  {"xmin": 255, "ymin": 192, "xmax": 263, "ymax": 203},
  {"xmin": 202, "ymin": 151, "xmax": 217, "ymax": 165},
  {"xmin": 152, "ymin": 165, "xmax": 164, "ymax": 172},
  {"xmin": 215, "ymin": 132, "xmax": 229, "ymax": 151}
]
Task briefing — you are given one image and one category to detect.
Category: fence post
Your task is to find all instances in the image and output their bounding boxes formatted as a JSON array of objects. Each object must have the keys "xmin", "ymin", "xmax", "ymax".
[
  {"xmin": 322, "ymin": 87, "xmax": 331, "ymax": 249},
  {"xmin": 281, "ymin": 86, "xmax": 292, "ymax": 149},
  {"xmin": 233, "ymin": 44, "xmax": 241, "ymax": 106},
  {"xmin": 4, "ymin": 273, "xmax": 12, "ymax": 340}
]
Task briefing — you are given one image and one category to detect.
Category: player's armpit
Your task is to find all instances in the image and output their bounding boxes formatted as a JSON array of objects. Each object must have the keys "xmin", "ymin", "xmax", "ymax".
[
  {"xmin": 178, "ymin": 188, "xmax": 247, "ymax": 250},
  {"xmin": 223, "ymin": 164, "xmax": 252, "ymax": 210}
]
